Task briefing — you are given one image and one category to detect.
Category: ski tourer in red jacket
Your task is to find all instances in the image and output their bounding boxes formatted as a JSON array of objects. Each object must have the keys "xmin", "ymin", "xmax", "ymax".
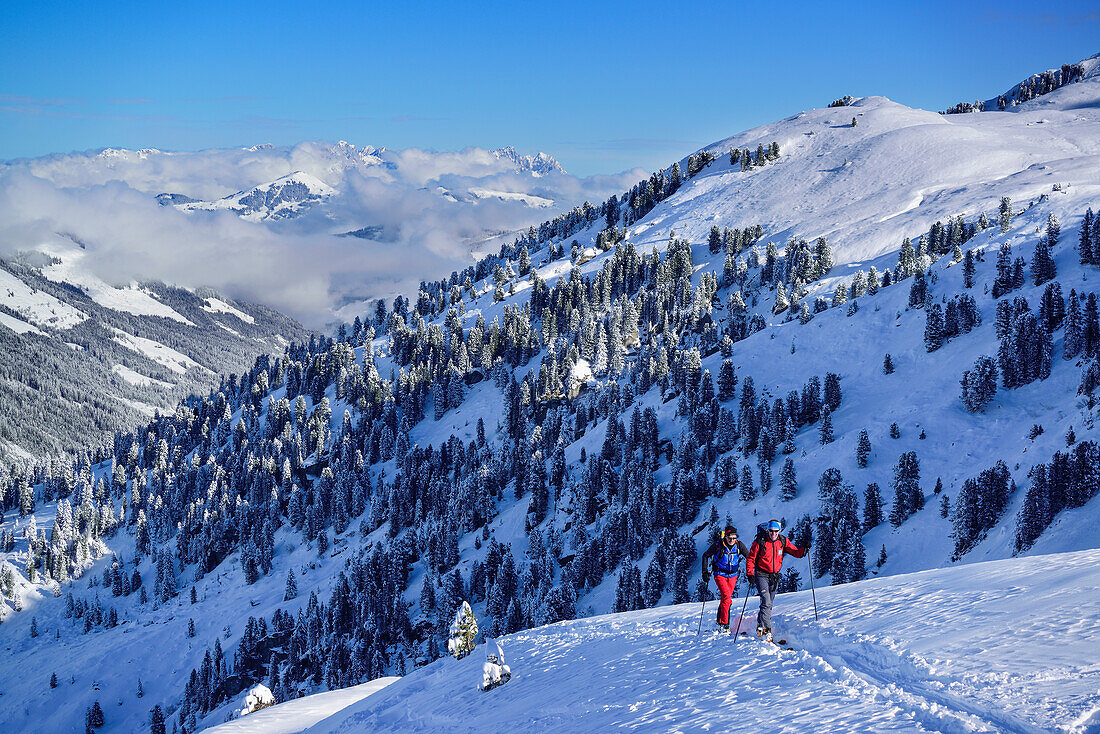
[
  {"xmin": 746, "ymin": 520, "xmax": 809, "ymax": 640},
  {"xmin": 746, "ymin": 527, "xmax": 806, "ymax": 577}
]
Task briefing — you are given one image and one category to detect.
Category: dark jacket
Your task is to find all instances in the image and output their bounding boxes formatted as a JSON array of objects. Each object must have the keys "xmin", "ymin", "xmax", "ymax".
[{"xmin": 702, "ymin": 539, "xmax": 750, "ymax": 578}]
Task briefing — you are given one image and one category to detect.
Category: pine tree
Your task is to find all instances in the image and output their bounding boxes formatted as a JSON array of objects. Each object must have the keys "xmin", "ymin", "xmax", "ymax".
[
  {"xmin": 1046, "ymin": 212, "xmax": 1060, "ymax": 250},
  {"xmin": 1085, "ymin": 293, "xmax": 1100, "ymax": 358},
  {"xmin": 759, "ymin": 460, "xmax": 772, "ymax": 495},
  {"xmin": 876, "ymin": 544, "xmax": 887, "ymax": 568},
  {"xmin": 993, "ymin": 244, "xmax": 1013, "ymax": 298},
  {"xmin": 883, "ymin": 354, "xmax": 894, "ymax": 375},
  {"xmin": 739, "ymin": 465, "xmax": 755, "ymax": 501},
  {"xmin": 1039, "ymin": 281, "xmax": 1065, "ymax": 331},
  {"xmin": 779, "ymin": 459, "xmax": 797, "ymax": 501},
  {"xmin": 1080, "ymin": 208, "xmax": 1094, "ymax": 265},
  {"xmin": 862, "ymin": 482, "xmax": 884, "ymax": 532},
  {"xmin": 999, "ymin": 197, "xmax": 1013, "ymax": 233},
  {"xmin": 90, "ymin": 701, "xmax": 104, "ymax": 728},
  {"xmin": 1015, "ymin": 466, "xmax": 1049, "ymax": 552},
  {"xmin": 819, "ymin": 409, "xmax": 834, "ymax": 445},
  {"xmin": 1031, "ymin": 236, "xmax": 1056, "ymax": 286},
  {"xmin": 963, "ymin": 250, "xmax": 975, "ymax": 288},
  {"xmin": 896, "ymin": 238, "xmax": 917, "ymax": 279},
  {"xmin": 1064, "ymin": 290, "xmax": 1082, "ymax": 360},
  {"xmin": 284, "ymin": 570, "xmax": 298, "ymax": 601},
  {"xmin": 924, "ymin": 304, "xmax": 944, "ymax": 352},
  {"xmin": 960, "ymin": 355, "xmax": 998, "ymax": 412},
  {"xmin": 717, "ymin": 359, "xmax": 737, "ymax": 402},
  {"xmin": 953, "ymin": 461, "xmax": 1013, "ymax": 556},
  {"xmin": 708, "ymin": 225, "xmax": 722, "ymax": 255},
  {"xmin": 49, "ymin": 672, "xmax": 58, "ymax": 689},
  {"xmin": 150, "ymin": 705, "xmax": 166, "ymax": 734},
  {"xmin": 889, "ymin": 451, "xmax": 922, "ymax": 526},
  {"xmin": 824, "ymin": 372, "xmax": 842, "ymax": 412},
  {"xmin": 447, "ymin": 601, "xmax": 479, "ymax": 660},
  {"xmin": 856, "ymin": 429, "xmax": 871, "ymax": 467}
]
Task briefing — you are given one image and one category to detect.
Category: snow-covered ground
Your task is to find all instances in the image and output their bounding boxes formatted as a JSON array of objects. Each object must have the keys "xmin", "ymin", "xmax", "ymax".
[
  {"xmin": 306, "ymin": 549, "xmax": 1100, "ymax": 734},
  {"xmin": 0, "ymin": 263, "xmax": 87, "ymax": 329},
  {"xmin": 201, "ymin": 678, "xmax": 398, "ymax": 734},
  {"xmin": 0, "ymin": 310, "xmax": 45, "ymax": 335},
  {"xmin": 111, "ymin": 363, "xmax": 174, "ymax": 389},
  {"xmin": 111, "ymin": 327, "xmax": 205, "ymax": 374},
  {"xmin": 41, "ymin": 246, "xmax": 195, "ymax": 325},
  {"xmin": 203, "ymin": 297, "xmax": 256, "ymax": 324}
]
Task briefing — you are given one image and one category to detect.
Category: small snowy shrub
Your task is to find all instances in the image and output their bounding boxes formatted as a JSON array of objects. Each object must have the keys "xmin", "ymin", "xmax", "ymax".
[
  {"xmin": 234, "ymin": 684, "xmax": 275, "ymax": 719},
  {"xmin": 481, "ymin": 641, "xmax": 512, "ymax": 691}
]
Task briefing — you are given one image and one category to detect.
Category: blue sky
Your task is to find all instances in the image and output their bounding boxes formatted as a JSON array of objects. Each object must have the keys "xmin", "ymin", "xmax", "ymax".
[{"xmin": 1, "ymin": 1, "xmax": 1097, "ymax": 176}]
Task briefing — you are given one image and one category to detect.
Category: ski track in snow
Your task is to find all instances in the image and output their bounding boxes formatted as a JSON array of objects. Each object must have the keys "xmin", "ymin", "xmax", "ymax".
[{"xmin": 305, "ymin": 550, "xmax": 1100, "ymax": 734}]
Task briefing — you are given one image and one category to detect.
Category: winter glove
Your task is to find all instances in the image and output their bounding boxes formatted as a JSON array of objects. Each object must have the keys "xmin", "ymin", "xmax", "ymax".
[
  {"xmin": 703, "ymin": 572, "xmax": 711, "ymax": 584},
  {"xmin": 746, "ymin": 574, "xmax": 755, "ymax": 585}
]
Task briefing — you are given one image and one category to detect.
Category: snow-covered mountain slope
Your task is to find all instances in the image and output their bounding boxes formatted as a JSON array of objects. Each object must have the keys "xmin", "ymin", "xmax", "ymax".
[
  {"xmin": 617, "ymin": 74, "xmax": 1100, "ymax": 271},
  {"xmin": 174, "ymin": 171, "xmax": 337, "ymax": 222},
  {"xmin": 306, "ymin": 549, "xmax": 1100, "ymax": 734},
  {"xmin": 0, "ymin": 233, "xmax": 310, "ymax": 462},
  {"xmin": 201, "ymin": 678, "xmax": 398, "ymax": 734},
  {"xmin": 2, "ymin": 54, "xmax": 1100, "ymax": 734},
  {"xmin": 944, "ymin": 52, "xmax": 1100, "ymax": 114}
]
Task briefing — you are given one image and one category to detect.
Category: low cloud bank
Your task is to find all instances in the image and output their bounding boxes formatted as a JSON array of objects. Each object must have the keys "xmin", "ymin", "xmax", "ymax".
[{"xmin": 0, "ymin": 142, "xmax": 642, "ymax": 328}]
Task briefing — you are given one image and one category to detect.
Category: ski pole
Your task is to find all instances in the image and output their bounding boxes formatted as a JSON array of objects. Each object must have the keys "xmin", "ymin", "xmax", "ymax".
[
  {"xmin": 734, "ymin": 573, "xmax": 752, "ymax": 639},
  {"xmin": 697, "ymin": 579, "xmax": 708, "ymax": 635},
  {"xmin": 807, "ymin": 553, "xmax": 819, "ymax": 622}
]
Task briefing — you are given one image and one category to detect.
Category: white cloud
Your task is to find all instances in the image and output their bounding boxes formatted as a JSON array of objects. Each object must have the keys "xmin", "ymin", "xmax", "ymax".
[{"xmin": 0, "ymin": 143, "xmax": 643, "ymax": 329}]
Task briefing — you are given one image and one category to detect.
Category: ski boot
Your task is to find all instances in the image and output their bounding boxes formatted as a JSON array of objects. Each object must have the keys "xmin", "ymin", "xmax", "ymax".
[{"xmin": 717, "ymin": 622, "xmax": 730, "ymax": 633}]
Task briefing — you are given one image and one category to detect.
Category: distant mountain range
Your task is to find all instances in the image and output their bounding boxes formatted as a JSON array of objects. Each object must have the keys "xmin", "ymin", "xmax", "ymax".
[{"xmin": 0, "ymin": 140, "xmax": 638, "ymax": 327}]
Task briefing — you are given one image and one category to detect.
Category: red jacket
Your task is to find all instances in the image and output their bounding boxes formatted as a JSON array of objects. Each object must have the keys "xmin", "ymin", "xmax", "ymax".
[{"xmin": 746, "ymin": 535, "xmax": 805, "ymax": 576}]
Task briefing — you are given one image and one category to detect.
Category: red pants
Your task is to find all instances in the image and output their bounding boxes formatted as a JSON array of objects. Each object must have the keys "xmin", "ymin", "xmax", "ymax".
[{"xmin": 715, "ymin": 574, "xmax": 738, "ymax": 625}]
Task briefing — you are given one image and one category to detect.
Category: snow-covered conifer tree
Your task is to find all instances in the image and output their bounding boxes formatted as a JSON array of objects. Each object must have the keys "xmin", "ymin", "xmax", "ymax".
[
  {"xmin": 1032, "ymin": 236, "xmax": 1056, "ymax": 286},
  {"xmin": 863, "ymin": 482, "xmax": 884, "ymax": 531},
  {"xmin": 999, "ymin": 196, "xmax": 1013, "ymax": 233},
  {"xmin": 856, "ymin": 429, "xmax": 871, "ymax": 467},
  {"xmin": 448, "ymin": 601, "xmax": 479, "ymax": 660},
  {"xmin": 889, "ymin": 452, "xmax": 922, "ymax": 526},
  {"xmin": 779, "ymin": 459, "xmax": 797, "ymax": 501}
]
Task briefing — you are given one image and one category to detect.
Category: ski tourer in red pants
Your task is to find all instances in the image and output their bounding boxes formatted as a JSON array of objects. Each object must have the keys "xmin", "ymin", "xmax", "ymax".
[{"xmin": 701, "ymin": 525, "xmax": 749, "ymax": 632}]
